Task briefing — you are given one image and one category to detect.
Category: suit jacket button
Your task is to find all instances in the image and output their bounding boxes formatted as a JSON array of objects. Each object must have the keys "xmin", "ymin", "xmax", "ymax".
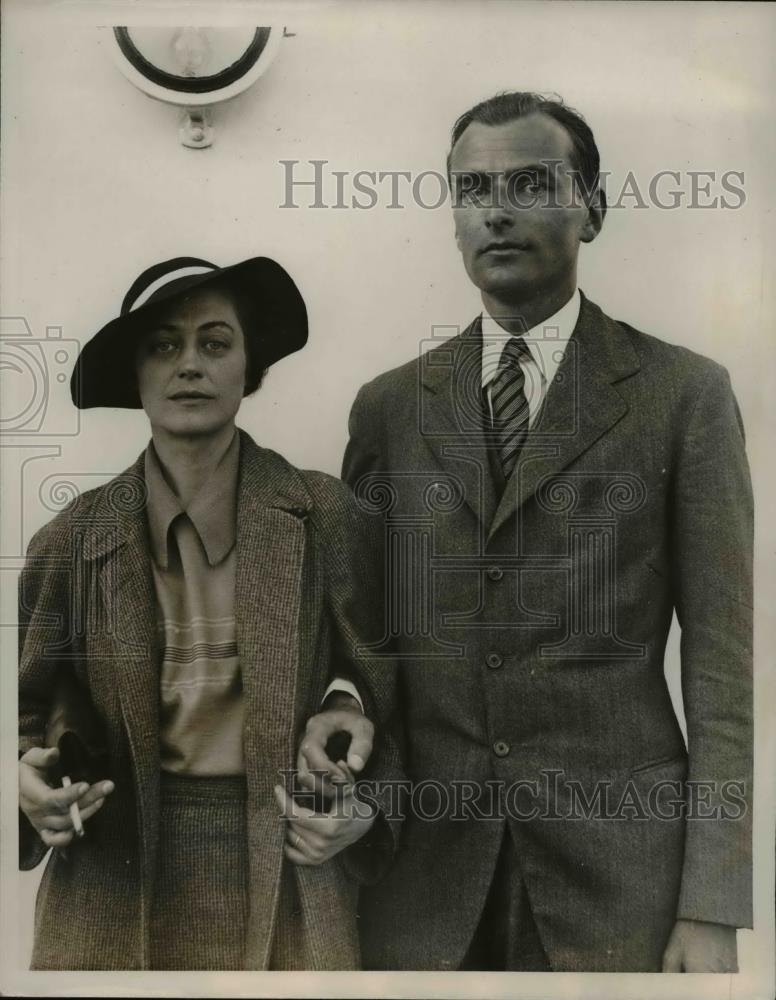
[
  {"xmin": 486, "ymin": 566, "xmax": 504, "ymax": 582},
  {"xmin": 486, "ymin": 652, "xmax": 503, "ymax": 669},
  {"xmin": 493, "ymin": 740, "xmax": 510, "ymax": 757}
]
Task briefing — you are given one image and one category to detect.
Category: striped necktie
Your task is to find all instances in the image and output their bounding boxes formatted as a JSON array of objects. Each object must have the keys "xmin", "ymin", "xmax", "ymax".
[{"xmin": 490, "ymin": 336, "xmax": 532, "ymax": 480}]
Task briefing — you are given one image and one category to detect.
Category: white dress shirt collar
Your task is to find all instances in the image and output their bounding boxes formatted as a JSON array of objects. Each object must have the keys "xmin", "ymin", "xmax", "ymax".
[{"xmin": 481, "ymin": 288, "xmax": 581, "ymax": 390}]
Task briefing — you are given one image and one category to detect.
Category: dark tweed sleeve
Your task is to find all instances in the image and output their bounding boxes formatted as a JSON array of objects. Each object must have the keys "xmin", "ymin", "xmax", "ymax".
[{"xmin": 18, "ymin": 513, "xmax": 79, "ymax": 870}]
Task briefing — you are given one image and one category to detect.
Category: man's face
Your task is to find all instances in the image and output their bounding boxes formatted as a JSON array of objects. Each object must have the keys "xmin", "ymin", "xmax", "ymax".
[
  {"xmin": 134, "ymin": 287, "xmax": 248, "ymax": 439},
  {"xmin": 450, "ymin": 113, "xmax": 600, "ymax": 304}
]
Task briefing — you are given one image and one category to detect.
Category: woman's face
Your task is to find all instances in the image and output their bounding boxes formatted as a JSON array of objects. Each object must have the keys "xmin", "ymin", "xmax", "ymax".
[{"xmin": 134, "ymin": 287, "xmax": 248, "ymax": 440}]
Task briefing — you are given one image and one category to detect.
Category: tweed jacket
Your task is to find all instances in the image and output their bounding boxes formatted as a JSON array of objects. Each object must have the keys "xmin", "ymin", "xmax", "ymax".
[
  {"xmin": 18, "ymin": 430, "xmax": 401, "ymax": 971},
  {"xmin": 342, "ymin": 293, "xmax": 753, "ymax": 972}
]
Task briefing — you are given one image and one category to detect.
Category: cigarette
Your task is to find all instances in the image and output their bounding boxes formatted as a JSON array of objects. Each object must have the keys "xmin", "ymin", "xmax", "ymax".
[{"xmin": 61, "ymin": 775, "xmax": 84, "ymax": 838}]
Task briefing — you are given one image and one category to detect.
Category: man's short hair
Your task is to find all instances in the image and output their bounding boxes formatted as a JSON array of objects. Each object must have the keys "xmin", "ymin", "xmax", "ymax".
[{"xmin": 447, "ymin": 91, "xmax": 606, "ymax": 215}]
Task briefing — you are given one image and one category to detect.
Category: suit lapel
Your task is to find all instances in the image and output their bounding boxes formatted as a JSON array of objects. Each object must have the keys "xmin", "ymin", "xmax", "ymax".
[
  {"xmin": 487, "ymin": 294, "xmax": 641, "ymax": 543},
  {"xmin": 421, "ymin": 318, "xmax": 499, "ymax": 527}
]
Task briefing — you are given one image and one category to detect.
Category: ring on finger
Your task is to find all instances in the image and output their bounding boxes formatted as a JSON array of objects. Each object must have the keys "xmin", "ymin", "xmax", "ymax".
[{"xmin": 294, "ymin": 832, "xmax": 303, "ymax": 850}]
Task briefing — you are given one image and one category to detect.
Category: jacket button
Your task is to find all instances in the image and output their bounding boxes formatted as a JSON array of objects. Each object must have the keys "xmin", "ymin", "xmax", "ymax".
[
  {"xmin": 486, "ymin": 652, "xmax": 503, "ymax": 669},
  {"xmin": 493, "ymin": 740, "xmax": 510, "ymax": 757},
  {"xmin": 486, "ymin": 566, "xmax": 504, "ymax": 582}
]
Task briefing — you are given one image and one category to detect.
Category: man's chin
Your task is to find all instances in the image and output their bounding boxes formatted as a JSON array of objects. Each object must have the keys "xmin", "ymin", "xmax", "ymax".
[{"xmin": 474, "ymin": 269, "xmax": 535, "ymax": 301}]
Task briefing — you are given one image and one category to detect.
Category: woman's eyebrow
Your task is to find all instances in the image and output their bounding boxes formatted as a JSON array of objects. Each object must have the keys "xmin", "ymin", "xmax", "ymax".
[{"xmin": 198, "ymin": 320, "xmax": 235, "ymax": 332}]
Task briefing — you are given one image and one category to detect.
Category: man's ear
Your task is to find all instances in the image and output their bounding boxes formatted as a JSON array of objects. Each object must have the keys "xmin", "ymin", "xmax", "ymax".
[
  {"xmin": 580, "ymin": 189, "xmax": 606, "ymax": 244},
  {"xmin": 579, "ymin": 207, "xmax": 604, "ymax": 243}
]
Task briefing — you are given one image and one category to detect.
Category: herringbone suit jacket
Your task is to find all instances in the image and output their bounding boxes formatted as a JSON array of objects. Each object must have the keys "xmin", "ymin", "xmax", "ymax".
[{"xmin": 342, "ymin": 293, "xmax": 753, "ymax": 972}]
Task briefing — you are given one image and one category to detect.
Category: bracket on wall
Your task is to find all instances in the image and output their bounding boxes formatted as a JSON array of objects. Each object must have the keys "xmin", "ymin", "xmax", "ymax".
[
  {"xmin": 108, "ymin": 26, "xmax": 283, "ymax": 148},
  {"xmin": 179, "ymin": 108, "xmax": 214, "ymax": 149}
]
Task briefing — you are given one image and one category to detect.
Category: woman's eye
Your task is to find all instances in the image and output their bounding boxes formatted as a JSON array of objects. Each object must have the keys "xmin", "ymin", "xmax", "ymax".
[
  {"xmin": 152, "ymin": 340, "xmax": 176, "ymax": 355},
  {"xmin": 205, "ymin": 339, "xmax": 228, "ymax": 352}
]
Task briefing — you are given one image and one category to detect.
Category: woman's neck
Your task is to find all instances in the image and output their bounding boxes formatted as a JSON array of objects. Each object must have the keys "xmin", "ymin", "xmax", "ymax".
[{"xmin": 150, "ymin": 422, "xmax": 237, "ymax": 507}]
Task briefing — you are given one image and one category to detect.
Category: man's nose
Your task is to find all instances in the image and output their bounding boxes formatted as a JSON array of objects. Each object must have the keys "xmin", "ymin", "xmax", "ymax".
[{"xmin": 483, "ymin": 180, "xmax": 514, "ymax": 229}]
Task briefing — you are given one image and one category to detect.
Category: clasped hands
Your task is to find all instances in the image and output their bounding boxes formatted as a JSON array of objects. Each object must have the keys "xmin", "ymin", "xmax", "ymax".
[{"xmin": 275, "ymin": 694, "xmax": 377, "ymax": 867}]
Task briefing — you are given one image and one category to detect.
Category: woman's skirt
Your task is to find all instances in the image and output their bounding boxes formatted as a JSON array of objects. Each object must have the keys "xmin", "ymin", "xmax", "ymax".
[{"xmin": 150, "ymin": 771, "xmax": 250, "ymax": 970}]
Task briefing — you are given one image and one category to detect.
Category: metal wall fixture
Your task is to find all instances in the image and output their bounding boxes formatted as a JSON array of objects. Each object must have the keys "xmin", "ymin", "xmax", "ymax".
[{"xmin": 107, "ymin": 26, "xmax": 283, "ymax": 148}]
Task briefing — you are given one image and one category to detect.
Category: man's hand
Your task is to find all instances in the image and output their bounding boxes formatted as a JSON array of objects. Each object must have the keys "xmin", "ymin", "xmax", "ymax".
[
  {"xmin": 297, "ymin": 693, "xmax": 374, "ymax": 797},
  {"xmin": 274, "ymin": 782, "xmax": 376, "ymax": 866},
  {"xmin": 661, "ymin": 919, "xmax": 738, "ymax": 972},
  {"xmin": 19, "ymin": 746, "xmax": 114, "ymax": 849}
]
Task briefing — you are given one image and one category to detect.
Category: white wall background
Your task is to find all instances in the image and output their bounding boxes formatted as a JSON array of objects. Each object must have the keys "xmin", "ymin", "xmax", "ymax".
[{"xmin": 1, "ymin": 2, "xmax": 773, "ymax": 997}]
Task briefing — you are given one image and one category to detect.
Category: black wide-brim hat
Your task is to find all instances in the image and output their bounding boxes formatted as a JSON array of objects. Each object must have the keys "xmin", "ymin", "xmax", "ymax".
[{"xmin": 71, "ymin": 256, "xmax": 308, "ymax": 409}]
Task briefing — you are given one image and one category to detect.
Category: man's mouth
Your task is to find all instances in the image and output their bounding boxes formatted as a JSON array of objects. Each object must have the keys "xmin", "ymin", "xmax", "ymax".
[{"xmin": 480, "ymin": 241, "xmax": 528, "ymax": 255}]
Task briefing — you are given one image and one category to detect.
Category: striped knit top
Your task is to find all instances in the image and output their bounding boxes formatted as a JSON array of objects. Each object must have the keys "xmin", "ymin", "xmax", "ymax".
[{"xmin": 144, "ymin": 432, "xmax": 245, "ymax": 776}]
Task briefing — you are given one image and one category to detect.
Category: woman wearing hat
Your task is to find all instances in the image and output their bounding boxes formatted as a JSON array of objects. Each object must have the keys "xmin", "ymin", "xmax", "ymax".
[{"xmin": 17, "ymin": 257, "xmax": 401, "ymax": 970}]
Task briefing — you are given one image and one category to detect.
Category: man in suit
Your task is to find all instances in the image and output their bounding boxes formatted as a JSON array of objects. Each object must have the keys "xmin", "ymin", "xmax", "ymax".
[{"xmin": 306, "ymin": 91, "xmax": 753, "ymax": 972}]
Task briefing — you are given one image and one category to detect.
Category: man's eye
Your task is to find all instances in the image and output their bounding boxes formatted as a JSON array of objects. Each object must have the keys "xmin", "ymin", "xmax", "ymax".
[
  {"xmin": 516, "ymin": 174, "xmax": 543, "ymax": 192},
  {"xmin": 456, "ymin": 175, "xmax": 487, "ymax": 200}
]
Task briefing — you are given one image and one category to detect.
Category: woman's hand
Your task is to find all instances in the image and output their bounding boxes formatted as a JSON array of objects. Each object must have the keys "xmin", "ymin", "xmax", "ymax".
[
  {"xmin": 19, "ymin": 746, "xmax": 114, "ymax": 848},
  {"xmin": 274, "ymin": 783, "xmax": 376, "ymax": 866}
]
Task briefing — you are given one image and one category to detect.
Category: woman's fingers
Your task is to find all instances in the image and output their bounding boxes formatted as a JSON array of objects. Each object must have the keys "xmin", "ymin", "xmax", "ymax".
[
  {"xmin": 77, "ymin": 796, "xmax": 106, "ymax": 823},
  {"xmin": 35, "ymin": 791, "xmax": 108, "ymax": 835},
  {"xmin": 37, "ymin": 811, "xmax": 77, "ymax": 831},
  {"xmin": 39, "ymin": 828, "xmax": 75, "ymax": 848},
  {"xmin": 19, "ymin": 749, "xmax": 115, "ymax": 843},
  {"xmin": 21, "ymin": 771, "xmax": 114, "ymax": 836},
  {"xmin": 288, "ymin": 819, "xmax": 325, "ymax": 851},
  {"xmin": 19, "ymin": 746, "xmax": 60, "ymax": 770},
  {"xmin": 76, "ymin": 780, "xmax": 114, "ymax": 810},
  {"xmin": 20, "ymin": 775, "xmax": 88, "ymax": 824},
  {"xmin": 274, "ymin": 783, "xmax": 316, "ymax": 822},
  {"xmin": 283, "ymin": 843, "xmax": 314, "ymax": 866},
  {"xmin": 285, "ymin": 825, "xmax": 327, "ymax": 866}
]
